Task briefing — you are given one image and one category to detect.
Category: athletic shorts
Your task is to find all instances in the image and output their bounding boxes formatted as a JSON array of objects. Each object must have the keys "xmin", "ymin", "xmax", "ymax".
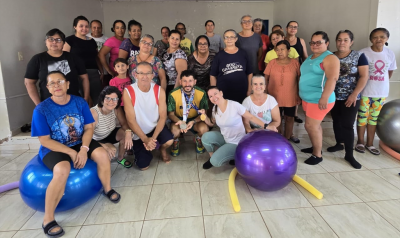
[
  {"xmin": 96, "ymin": 127, "xmax": 121, "ymax": 144},
  {"xmin": 279, "ymin": 106, "xmax": 296, "ymax": 117},
  {"xmin": 357, "ymin": 96, "xmax": 386, "ymax": 126},
  {"xmin": 302, "ymin": 101, "xmax": 335, "ymax": 121},
  {"xmin": 42, "ymin": 139, "xmax": 102, "ymax": 171}
]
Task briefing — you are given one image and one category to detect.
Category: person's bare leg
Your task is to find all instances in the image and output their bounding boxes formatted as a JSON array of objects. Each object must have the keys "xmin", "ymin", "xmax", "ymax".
[
  {"xmin": 366, "ymin": 124, "xmax": 376, "ymax": 147},
  {"xmin": 170, "ymin": 124, "xmax": 181, "ymax": 139},
  {"xmin": 160, "ymin": 139, "xmax": 173, "ymax": 163},
  {"xmin": 357, "ymin": 125, "xmax": 366, "ymax": 145},
  {"xmin": 193, "ymin": 122, "xmax": 209, "ymax": 137},
  {"xmin": 43, "ymin": 161, "xmax": 70, "ymax": 232},
  {"xmin": 91, "ymin": 147, "xmax": 117, "ymax": 199},
  {"xmin": 304, "ymin": 116, "xmax": 323, "ymax": 165},
  {"xmin": 115, "ymin": 128, "xmax": 127, "ymax": 161},
  {"xmin": 284, "ymin": 116, "xmax": 295, "ymax": 139}
]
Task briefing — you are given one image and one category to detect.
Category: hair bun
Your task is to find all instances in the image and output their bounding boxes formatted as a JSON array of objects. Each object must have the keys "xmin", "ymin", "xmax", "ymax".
[
  {"xmin": 385, "ymin": 42, "xmax": 389, "ymax": 46},
  {"xmin": 111, "ymin": 28, "xmax": 114, "ymax": 33}
]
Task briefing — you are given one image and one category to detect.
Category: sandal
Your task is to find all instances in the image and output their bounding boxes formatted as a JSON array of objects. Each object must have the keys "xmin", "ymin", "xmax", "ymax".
[
  {"xmin": 366, "ymin": 146, "xmax": 380, "ymax": 155},
  {"xmin": 103, "ymin": 189, "xmax": 121, "ymax": 203},
  {"xmin": 289, "ymin": 136, "xmax": 300, "ymax": 144},
  {"xmin": 355, "ymin": 144, "xmax": 365, "ymax": 153},
  {"xmin": 42, "ymin": 220, "xmax": 65, "ymax": 238},
  {"xmin": 117, "ymin": 158, "xmax": 132, "ymax": 168}
]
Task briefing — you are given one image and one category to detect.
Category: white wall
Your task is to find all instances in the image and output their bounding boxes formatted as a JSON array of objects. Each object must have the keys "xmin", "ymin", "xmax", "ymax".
[
  {"xmin": 273, "ymin": 0, "xmax": 377, "ymax": 53},
  {"xmin": 102, "ymin": 1, "xmax": 274, "ymax": 43},
  {"xmin": 0, "ymin": 62, "xmax": 10, "ymax": 140},
  {"xmin": 376, "ymin": 0, "xmax": 400, "ymax": 101},
  {"xmin": 0, "ymin": 0, "xmax": 104, "ymax": 137}
]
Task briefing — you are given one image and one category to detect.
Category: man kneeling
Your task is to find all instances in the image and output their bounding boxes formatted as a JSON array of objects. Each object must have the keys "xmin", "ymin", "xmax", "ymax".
[
  {"xmin": 123, "ymin": 62, "xmax": 173, "ymax": 169},
  {"xmin": 167, "ymin": 70, "xmax": 209, "ymax": 156}
]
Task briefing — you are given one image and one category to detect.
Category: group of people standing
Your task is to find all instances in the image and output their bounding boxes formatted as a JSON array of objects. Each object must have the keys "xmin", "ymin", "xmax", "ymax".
[{"xmin": 24, "ymin": 14, "xmax": 396, "ymax": 238}]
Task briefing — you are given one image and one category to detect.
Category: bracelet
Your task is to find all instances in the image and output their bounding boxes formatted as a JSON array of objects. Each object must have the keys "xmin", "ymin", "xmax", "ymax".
[
  {"xmin": 125, "ymin": 129, "xmax": 132, "ymax": 132},
  {"xmin": 81, "ymin": 146, "xmax": 89, "ymax": 152}
]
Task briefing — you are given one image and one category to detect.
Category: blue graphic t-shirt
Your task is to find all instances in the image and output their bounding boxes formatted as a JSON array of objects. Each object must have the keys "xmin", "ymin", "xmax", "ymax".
[
  {"xmin": 334, "ymin": 50, "xmax": 368, "ymax": 100},
  {"xmin": 210, "ymin": 49, "xmax": 252, "ymax": 103},
  {"xmin": 31, "ymin": 95, "xmax": 95, "ymax": 159}
]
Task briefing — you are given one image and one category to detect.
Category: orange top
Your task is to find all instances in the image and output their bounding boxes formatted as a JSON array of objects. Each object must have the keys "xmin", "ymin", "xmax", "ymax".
[{"xmin": 264, "ymin": 58, "xmax": 300, "ymax": 107}]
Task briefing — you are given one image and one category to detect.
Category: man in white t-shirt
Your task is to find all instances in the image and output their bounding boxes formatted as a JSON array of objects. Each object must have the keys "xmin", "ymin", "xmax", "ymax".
[
  {"xmin": 123, "ymin": 62, "xmax": 174, "ymax": 170},
  {"xmin": 87, "ymin": 20, "xmax": 109, "ymax": 82}
]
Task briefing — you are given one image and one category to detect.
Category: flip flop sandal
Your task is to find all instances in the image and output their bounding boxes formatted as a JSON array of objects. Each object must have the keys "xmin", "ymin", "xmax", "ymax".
[
  {"xmin": 366, "ymin": 146, "xmax": 380, "ymax": 155},
  {"xmin": 103, "ymin": 189, "xmax": 121, "ymax": 203},
  {"xmin": 355, "ymin": 144, "xmax": 365, "ymax": 153},
  {"xmin": 42, "ymin": 220, "xmax": 65, "ymax": 238},
  {"xmin": 117, "ymin": 158, "xmax": 132, "ymax": 168}
]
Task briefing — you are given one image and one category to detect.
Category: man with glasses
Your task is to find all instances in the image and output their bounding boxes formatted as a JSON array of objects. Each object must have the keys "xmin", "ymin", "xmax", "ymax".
[
  {"xmin": 167, "ymin": 70, "xmax": 209, "ymax": 156},
  {"xmin": 123, "ymin": 62, "xmax": 173, "ymax": 169},
  {"xmin": 175, "ymin": 22, "xmax": 194, "ymax": 56}
]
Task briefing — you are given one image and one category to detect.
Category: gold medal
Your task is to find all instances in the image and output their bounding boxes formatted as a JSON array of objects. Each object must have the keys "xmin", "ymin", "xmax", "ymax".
[{"xmin": 200, "ymin": 114, "xmax": 206, "ymax": 121}]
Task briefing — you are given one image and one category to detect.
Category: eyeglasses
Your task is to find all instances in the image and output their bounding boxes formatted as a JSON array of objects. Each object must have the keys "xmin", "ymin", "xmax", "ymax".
[
  {"xmin": 309, "ymin": 41, "xmax": 325, "ymax": 46},
  {"xmin": 241, "ymin": 20, "xmax": 252, "ymax": 24},
  {"xmin": 105, "ymin": 96, "xmax": 119, "ymax": 102},
  {"xmin": 136, "ymin": 72, "xmax": 153, "ymax": 77},
  {"xmin": 46, "ymin": 37, "xmax": 63, "ymax": 43},
  {"xmin": 140, "ymin": 40, "xmax": 153, "ymax": 47},
  {"xmin": 224, "ymin": 36, "xmax": 237, "ymax": 40},
  {"xmin": 288, "ymin": 26, "xmax": 298, "ymax": 29},
  {"xmin": 47, "ymin": 79, "xmax": 66, "ymax": 88},
  {"xmin": 197, "ymin": 43, "xmax": 208, "ymax": 46}
]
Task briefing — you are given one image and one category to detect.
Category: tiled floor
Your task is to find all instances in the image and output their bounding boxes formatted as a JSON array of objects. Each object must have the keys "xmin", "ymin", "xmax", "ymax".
[{"xmin": 1, "ymin": 112, "xmax": 400, "ymax": 238}]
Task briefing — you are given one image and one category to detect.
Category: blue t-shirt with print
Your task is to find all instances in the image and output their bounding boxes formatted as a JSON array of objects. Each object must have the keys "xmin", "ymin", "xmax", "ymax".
[{"xmin": 31, "ymin": 95, "xmax": 94, "ymax": 159}]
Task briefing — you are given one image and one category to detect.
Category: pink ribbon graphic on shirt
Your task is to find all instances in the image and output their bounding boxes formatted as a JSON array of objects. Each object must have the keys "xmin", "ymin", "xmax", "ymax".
[{"xmin": 374, "ymin": 60, "xmax": 385, "ymax": 75}]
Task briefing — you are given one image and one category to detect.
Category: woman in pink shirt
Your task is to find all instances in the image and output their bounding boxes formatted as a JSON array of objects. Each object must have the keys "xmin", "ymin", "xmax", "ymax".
[
  {"xmin": 99, "ymin": 20, "xmax": 126, "ymax": 77},
  {"xmin": 264, "ymin": 40, "xmax": 301, "ymax": 143}
]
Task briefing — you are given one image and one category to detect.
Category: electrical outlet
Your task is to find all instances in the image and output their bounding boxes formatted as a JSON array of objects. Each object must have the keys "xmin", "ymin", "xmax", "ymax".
[{"xmin": 18, "ymin": 52, "xmax": 23, "ymax": 61}]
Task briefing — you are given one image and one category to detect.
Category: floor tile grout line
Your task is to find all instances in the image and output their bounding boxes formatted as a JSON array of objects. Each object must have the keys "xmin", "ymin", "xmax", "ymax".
[
  {"xmin": 309, "ymin": 206, "xmax": 341, "ymax": 238},
  {"xmin": 197, "ymin": 179, "xmax": 206, "ymax": 238},
  {"xmin": 80, "ymin": 193, "xmax": 102, "ymax": 227},
  {"xmin": 364, "ymin": 200, "xmax": 400, "ymax": 233},
  {"xmin": 139, "ymin": 182, "xmax": 154, "ymax": 236}
]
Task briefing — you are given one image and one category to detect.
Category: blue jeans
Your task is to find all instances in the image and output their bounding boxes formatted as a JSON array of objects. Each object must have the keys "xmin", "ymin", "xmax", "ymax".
[{"xmin": 201, "ymin": 131, "xmax": 237, "ymax": 167}]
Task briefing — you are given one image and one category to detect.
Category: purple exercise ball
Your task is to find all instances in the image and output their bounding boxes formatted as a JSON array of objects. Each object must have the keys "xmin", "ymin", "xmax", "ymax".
[{"xmin": 235, "ymin": 130, "xmax": 297, "ymax": 191}]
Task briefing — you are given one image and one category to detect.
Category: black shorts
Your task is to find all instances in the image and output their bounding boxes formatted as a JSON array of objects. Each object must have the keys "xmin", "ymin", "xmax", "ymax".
[
  {"xmin": 279, "ymin": 106, "xmax": 296, "ymax": 117},
  {"xmin": 42, "ymin": 139, "xmax": 102, "ymax": 171},
  {"xmin": 133, "ymin": 125, "xmax": 173, "ymax": 169},
  {"xmin": 96, "ymin": 127, "xmax": 121, "ymax": 144}
]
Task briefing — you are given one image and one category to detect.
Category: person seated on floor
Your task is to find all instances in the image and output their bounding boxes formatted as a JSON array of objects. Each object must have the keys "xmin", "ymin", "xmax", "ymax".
[
  {"xmin": 123, "ymin": 62, "xmax": 174, "ymax": 169},
  {"xmin": 167, "ymin": 70, "xmax": 210, "ymax": 156},
  {"xmin": 31, "ymin": 71, "xmax": 120, "ymax": 238},
  {"xmin": 201, "ymin": 86, "xmax": 278, "ymax": 170},
  {"xmin": 91, "ymin": 86, "xmax": 133, "ymax": 168}
]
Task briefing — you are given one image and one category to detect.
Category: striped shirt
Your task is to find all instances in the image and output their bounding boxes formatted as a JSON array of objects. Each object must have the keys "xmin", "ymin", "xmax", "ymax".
[{"xmin": 92, "ymin": 105, "xmax": 117, "ymax": 141}]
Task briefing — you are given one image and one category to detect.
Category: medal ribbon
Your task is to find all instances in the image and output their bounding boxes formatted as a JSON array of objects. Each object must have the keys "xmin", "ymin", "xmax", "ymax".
[{"xmin": 181, "ymin": 88, "xmax": 196, "ymax": 122}]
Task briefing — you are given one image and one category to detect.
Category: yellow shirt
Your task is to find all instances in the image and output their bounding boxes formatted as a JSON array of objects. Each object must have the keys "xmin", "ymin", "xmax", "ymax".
[
  {"xmin": 264, "ymin": 47, "xmax": 299, "ymax": 63},
  {"xmin": 180, "ymin": 38, "xmax": 194, "ymax": 56}
]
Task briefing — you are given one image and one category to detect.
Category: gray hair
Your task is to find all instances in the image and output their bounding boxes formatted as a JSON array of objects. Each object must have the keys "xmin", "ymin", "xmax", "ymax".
[
  {"xmin": 140, "ymin": 34, "xmax": 154, "ymax": 43},
  {"xmin": 251, "ymin": 74, "xmax": 266, "ymax": 85},
  {"xmin": 241, "ymin": 15, "xmax": 252, "ymax": 23},
  {"xmin": 253, "ymin": 18, "xmax": 263, "ymax": 24},
  {"xmin": 223, "ymin": 29, "xmax": 238, "ymax": 38}
]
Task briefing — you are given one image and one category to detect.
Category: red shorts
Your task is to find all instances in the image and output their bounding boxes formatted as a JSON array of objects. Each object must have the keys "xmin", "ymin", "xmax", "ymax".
[{"xmin": 302, "ymin": 101, "xmax": 335, "ymax": 121}]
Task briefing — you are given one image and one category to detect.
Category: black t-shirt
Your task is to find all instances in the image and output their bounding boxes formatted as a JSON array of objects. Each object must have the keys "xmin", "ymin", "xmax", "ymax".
[
  {"xmin": 25, "ymin": 51, "xmax": 86, "ymax": 101},
  {"xmin": 65, "ymin": 35, "xmax": 98, "ymax": 69},
  {"xmin": 210, "ymin": 49, "xmax": 252, "ymax": 103}
]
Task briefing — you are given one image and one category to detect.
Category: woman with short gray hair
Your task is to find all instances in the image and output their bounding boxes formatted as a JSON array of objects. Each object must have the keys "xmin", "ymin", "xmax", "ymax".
[
  {"xmin": 128, "ymin": 34, "xmax": 167, "ymax": 91},
  {"xmin": 236, "ymin": 15, "xmax": 263, "ymax": 74}
]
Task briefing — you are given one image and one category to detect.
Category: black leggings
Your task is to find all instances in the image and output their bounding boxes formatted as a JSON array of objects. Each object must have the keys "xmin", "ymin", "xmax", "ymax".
[{"xmin": 330, "ymin": 99, "xmax": 360, "ymax": 157}]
